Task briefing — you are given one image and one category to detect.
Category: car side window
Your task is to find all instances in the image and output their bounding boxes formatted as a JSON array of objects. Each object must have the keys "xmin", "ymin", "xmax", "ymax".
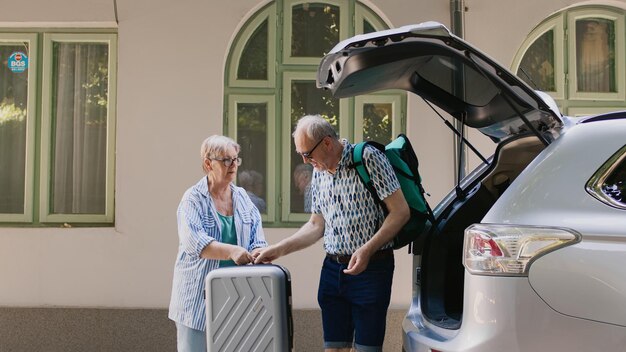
[
  {"xmin": 602, "ymin": 156, "xmax": 626, "ymax": 205},
  {"xmin": 587, "ymin": 145, "xmax": 626, "ymax": 209}
]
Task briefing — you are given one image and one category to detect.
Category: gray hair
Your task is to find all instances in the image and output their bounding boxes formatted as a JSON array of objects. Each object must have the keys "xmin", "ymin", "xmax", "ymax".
[
  {"xmin": 200, "ymin": 135, "xmax": 240, "ymax": 173},
  {"xmin": 293, "ymin": 114, "xmax": 337, "ymax": 141}
]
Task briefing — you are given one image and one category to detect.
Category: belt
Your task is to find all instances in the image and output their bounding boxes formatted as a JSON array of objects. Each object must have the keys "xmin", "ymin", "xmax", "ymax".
[{"xmin": 326, "ymin": 248, "xmax": 393, "ymax": 265}]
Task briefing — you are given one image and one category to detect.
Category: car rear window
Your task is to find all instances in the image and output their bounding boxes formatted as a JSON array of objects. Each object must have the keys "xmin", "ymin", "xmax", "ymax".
[{"xmin": 416, "ymin": 55, "xmax": 499, "ymax": 107}]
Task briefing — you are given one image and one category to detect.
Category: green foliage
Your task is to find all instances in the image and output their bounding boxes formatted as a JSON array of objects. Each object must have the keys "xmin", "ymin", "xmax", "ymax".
[
  {"xmin": 290, "ymin": 82, "xmax": 339, "ymax": 131},
  {"xmin": 291, "ymin": 3, "xmax": 340, "ymax": 57},
  {"xmin": 238, "ymin": 20, "xmax": 269, "ymax": 80},
  {"xmin": 363, "ymin": 103, "xmax": 391, "ymax": 143},
  {"xmin": 518, "ymin": 30, "xmax": 555, "ymax": 91},
  {"xmin": 237, "ymin": 103, "xmax": 267, "ymax": 133},
  {"xmin": 0, "ymin": 99, "xmax": 26, "ymax": 125},
  {"xmin": 80, "ymin": 44, "xmax": 109, "ymax": 125}
]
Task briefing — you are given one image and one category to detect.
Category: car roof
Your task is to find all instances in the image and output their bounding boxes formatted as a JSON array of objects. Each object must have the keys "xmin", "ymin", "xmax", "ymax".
[{"xmin": 317, "ymin": 21, "xmax": 564, "ymax": 143}]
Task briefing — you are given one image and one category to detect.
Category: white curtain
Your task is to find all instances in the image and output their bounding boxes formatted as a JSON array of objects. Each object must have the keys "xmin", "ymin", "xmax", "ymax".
[
  {"xmin": 52, "ymin": 43, "xmax": 108, "ymax": 214},
  {"xmin": 577, "ymin": 19, "xmax": 612, "ymax": 92}
]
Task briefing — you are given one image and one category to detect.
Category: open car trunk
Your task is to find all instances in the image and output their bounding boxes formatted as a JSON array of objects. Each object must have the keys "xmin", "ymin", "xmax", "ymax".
[
  {"xmin": 416, "ymin": 133, "xmax": 547, "ymax": 329},
  {"xmin": 317, "ymin": 22, "xmax": 563, "ymax": 145}
]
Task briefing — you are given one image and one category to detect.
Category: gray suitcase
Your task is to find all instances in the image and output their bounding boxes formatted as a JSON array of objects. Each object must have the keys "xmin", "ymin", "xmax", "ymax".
[{"xmin": 205, "ymin": 264, "xmax": 293, "ymax": 352}]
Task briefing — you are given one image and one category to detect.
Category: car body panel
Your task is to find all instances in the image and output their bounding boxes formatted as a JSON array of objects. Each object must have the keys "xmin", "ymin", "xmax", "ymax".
[
  {"xmin": 529, "ymin": 241, "xmax": 626, "ymax": 327},
  {"xmin": 403, "ymin": 274, "xmax": 626, "ymax": 352},
  {"xmin": 483, "ymin": 118, "xmax": 626, "ymax": 231}
]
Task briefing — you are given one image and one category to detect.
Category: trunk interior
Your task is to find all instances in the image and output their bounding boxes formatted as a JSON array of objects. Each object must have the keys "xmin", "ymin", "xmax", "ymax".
[{"xmin": 417, "ymin": 133, "xmax": 547, "ymax": 329}]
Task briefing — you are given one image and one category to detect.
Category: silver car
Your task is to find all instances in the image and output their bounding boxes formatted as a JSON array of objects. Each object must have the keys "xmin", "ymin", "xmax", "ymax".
[{"xmin": 317, "ymin": 21, "xmax": 626, "ymax": 351}]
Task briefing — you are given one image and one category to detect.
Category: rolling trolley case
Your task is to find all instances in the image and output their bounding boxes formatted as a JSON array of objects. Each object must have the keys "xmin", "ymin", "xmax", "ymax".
[{"xmin": 205, "ymin": 264, "xmax": 293, "ymax": 352}]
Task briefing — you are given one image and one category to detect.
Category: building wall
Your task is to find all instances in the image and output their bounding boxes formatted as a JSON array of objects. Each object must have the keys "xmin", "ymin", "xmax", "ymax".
[{"xmin": 0, "ymin": 0, "xmax": 616, "ymax": 314}]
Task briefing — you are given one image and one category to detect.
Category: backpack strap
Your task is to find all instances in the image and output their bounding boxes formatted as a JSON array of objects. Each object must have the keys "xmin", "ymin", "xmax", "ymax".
[{"xmin": 352, "ymin": 141, "xmax": 384, "ymax": 205}]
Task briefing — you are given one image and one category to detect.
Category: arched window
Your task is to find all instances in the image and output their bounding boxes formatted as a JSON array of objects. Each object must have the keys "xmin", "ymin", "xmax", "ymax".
[
  {"xmin": 512, "ymin": 4, "xmax": 626, "ymax": 117},
  {"xmin": 225, "ymin": 1, "xmax": 406, "ymax": 225}
]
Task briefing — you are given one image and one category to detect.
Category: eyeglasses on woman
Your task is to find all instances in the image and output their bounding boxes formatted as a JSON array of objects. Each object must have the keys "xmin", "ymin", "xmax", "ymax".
[{"xmin": 211, "ymin": 157, "xmax": 242, "ymax": 167}]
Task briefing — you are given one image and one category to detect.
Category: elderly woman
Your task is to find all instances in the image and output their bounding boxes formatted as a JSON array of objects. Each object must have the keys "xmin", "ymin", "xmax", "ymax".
[{"xmin": 168, "ymin": 135, "xmax": 267, "ymax": 352}]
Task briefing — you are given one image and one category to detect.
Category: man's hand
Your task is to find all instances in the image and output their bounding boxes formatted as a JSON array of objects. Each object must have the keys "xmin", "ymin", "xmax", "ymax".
[
  {"xmin": 253, "ymin": 245, "xmax": 282, "ymax": 264},
  {"xmin": 342, "ymin": 247, "xmax": 373, "ymax": 275},
  {"xmin": 251, "ymin": 247, "xmax": 263, "ymax": 258},
  {"xmin": 341, "ymin": 188, "xmax": 409, "ymax": 275},
  {"xmin": 253, "ymin": 213, "xmax": 326, "ymax": 264}
]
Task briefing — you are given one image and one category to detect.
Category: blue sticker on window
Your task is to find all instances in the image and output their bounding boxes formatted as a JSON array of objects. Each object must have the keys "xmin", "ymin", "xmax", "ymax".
[{"xmin": 8, "ymin": 52, "xmax": 28, "ymax": 73}]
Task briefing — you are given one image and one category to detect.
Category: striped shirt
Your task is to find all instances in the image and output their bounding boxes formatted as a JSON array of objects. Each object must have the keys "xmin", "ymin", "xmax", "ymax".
[
  {"xmin": 311, "ymin": 139, "xmax": 400, "ymax": 255},
  {"xmin": 168, "ymin": 176, "xmax": 267, "ymax": 331}
]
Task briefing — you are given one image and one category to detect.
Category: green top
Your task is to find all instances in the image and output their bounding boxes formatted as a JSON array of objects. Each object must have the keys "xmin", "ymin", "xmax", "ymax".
[{"xmin": 218, "ymin": 213, "xmax": 237, "ymax": 267}]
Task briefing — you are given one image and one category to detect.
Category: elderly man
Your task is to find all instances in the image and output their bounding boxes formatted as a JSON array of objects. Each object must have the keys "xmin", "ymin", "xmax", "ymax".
[{"xmin": 254, "ymin": 114, "xmax": 409, "ymax": 352}]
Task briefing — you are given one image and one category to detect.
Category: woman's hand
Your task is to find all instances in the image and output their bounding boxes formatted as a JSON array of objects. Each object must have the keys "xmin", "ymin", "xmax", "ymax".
[{"xmin": 230, "ymin": 246, "xmax": 254, "ymax": 265}]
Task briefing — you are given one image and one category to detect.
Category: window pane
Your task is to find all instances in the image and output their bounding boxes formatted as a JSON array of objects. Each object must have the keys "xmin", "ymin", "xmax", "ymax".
[
  {"xmin": 291, "ymin": 3, "xmax": 340, "ymax": 57},
  {"xmin": 517, "ymin": 30, "xmax": 556, "ymax": 91},
  {"xmin": 417, "ymin": 55, "xmax": 498, "ymax": 107},
  {"xmin": 576, "ymin": 18, "xmax": 616, "ymax": 93},
  {"xmin": 0, "ymin": 44, "xmax": 29, "ymax": 214},
  {"xmin": 602, "ymin": 156, "xmax": 626, "ymax": 205},
  {"xmin": 51, "ymin": 42, "xmax": 109, "ymax": 214},
  {"xmin": 290, "ymin": 81, "xmax": 338, "ymax": 213},
  {"xmin": 236, "ymin": 103, "xmax": 268, "ymax": 214},
  {"xmin": 363, "ymin": 103, "xmax": 393, "ymax": 143},
  {"xmin": 238, "ymin": 19, "xmax": 268, "ymax": 80},
  {"xmin": 363, "ymin": 20, "xmax": 376, "ymax": 34}
]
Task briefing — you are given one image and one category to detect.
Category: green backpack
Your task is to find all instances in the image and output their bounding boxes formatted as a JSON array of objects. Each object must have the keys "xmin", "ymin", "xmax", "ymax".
[{"xmin": 352, "ymin": 134, "xmax": 434, "ymax": 253}]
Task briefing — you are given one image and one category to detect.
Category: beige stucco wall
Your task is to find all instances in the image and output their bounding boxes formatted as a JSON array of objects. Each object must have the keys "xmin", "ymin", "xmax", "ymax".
[{"xmin": 1, "ymin": 0, "xmax": 621, "ymax": 312}]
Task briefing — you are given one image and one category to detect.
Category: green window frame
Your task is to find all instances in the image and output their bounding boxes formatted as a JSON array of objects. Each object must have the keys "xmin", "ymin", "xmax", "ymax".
[
  {"xmin": 227, "ymin": 94, "xmax": 277, "ymax": 222},
  {"xmin": 229, "ymin": 9, "xmax": 276, "ymax": 88},
  {"xmin": 225, "ymin": 0, "xmax": 405, "ymax": 226},
  {"xmin": 355, "ymin": 93, "xmax": 405, "ymax": 142},
  {"xmin": 0, "ymin": 34, "xmax": 38, "ymax": 223},
  {"xmin": 512, "ymin": 5, "xmax": 626, "ymax": 116},
  {"xmin": 282, "ymin": 0, "xmax": 350, "ymax": 65},
  {"xmin": 567, "ymin": 8, "xmax": 625, "ymax": 102},
  {"xmin": 281, "ymin": 71, "xmax": 349, "ymax": 222},
  {"xmin": 0, "ymin": 31, "xmax": 117, "ymax": 225}
]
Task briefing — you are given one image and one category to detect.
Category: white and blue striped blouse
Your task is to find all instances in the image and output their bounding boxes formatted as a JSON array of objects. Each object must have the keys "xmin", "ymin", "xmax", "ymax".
[{"xmin": 168, "ymin": 176, "xmax": 267, "ymax": 331}]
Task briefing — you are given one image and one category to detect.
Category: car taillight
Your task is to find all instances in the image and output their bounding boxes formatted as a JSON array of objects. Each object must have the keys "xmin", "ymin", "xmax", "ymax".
[{"xmin": 463, "ymin": 224, "xmax": 581, "ymax": 276}]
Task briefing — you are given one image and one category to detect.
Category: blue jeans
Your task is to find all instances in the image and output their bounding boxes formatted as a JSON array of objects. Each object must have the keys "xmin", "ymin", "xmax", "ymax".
[
  {"xmin": 175, "ymin": 322, "xmax": 207, "ymax": 352},
  {"xmin": 317, "ymin": 254, "xmax": 394, "ymax": 352}
]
